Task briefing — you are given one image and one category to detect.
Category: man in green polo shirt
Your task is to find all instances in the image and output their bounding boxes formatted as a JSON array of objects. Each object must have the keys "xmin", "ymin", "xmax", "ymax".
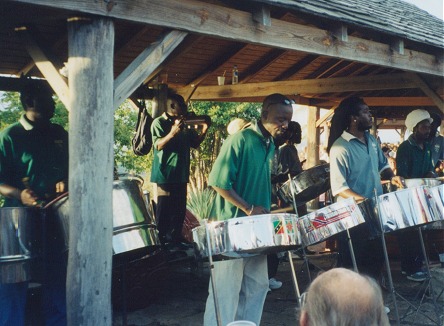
[
  {"xmin": 203, "ymin": 93, "xmax": 293, "ymax": 326},
  {"xmin": 395, "ymin": 109, "xmax": 436, "ymax": 282},
  {"xmin": 150, "ymin": 93, "xmax": 210, "ymax": 249},
  {"xmin": 0, "ymin": 82, "xmax": 68, "ymax": 325}
]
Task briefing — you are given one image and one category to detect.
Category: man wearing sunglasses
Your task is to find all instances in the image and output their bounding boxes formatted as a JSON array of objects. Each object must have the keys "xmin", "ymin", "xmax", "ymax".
[{"xmin": 203, "ymin": 93, "xmax": 293, "ymax": 326}]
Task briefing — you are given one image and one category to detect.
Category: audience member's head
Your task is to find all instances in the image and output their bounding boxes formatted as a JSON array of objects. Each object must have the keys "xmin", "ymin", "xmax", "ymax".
[{"xmin": 299, "ymin": 268, "xmax": 389, "ymax": 326}]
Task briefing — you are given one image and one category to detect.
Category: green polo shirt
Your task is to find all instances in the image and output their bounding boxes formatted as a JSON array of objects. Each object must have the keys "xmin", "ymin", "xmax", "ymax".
[
  {"xmin": 208, "ymin": 123, "xmax": 275, "ymax": 221},
  {"xmin": 0, "ymin": 115, "xmax": 69, "ymax": 207},
  {"xmin": 396, "ymin": 135, "xmax": 434, "ymax": 178},
  {"xmin": 150, "ymin": 113, "xmax": 198, "ymax": 184},
  {"xmin": 330, "ymin": 131, "xmax": 389, "ymax": 200}
]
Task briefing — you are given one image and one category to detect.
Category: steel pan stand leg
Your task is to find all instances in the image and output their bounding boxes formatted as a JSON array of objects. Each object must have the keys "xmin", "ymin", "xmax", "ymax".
[
  {"xmin": 204, "ymin": 221, "xmax": 222, "ymax": 326},
  {"xmin": 287, "ymin": 174, "xmax": 312, "ymax": 283},
  {"xmin": 416, "ymin": 227, "xmax": 442, "ymax": 325},
  {"xmin": 374, "ymin": 190, "xmax": 401, "ymax": 326},
  {"xmin": 379, "ymin": 230, "xmax": 401, "ymax": 326},
  {"xmin": 287, "ymin": 251, "xmax": 302, "ymax": 306},
  {"xmin": 345, "ymin": 227, "xmax": 358, "ymax": 273}
]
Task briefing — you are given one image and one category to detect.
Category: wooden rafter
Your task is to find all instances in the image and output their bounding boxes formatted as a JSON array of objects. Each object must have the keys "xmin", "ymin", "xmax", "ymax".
[
  {"xmin": 15, "ymin": 26, "xmax": 70, "ymax": 109},
  {"xmin": 114, "ymin": 30, "xmax": 187, "ymax": 108},
  {"xmin": 184, "ymin": 73, "xmax": 418, "ymax": 100},
  {"xmin": 11, "ymin": 0, "xmax": 443, "ymax": 76}
]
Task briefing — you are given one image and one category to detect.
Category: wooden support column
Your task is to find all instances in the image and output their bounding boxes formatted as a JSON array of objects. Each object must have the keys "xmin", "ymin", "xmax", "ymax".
[
  {"xmin": 306, "ymin": 105, "xmax": 320, "ymax": 210},
  {"xmin": 306, "ymin": 106, "xmax": 320, "ymax": 168},
  {"xmin": 67, "ymin": 17, "xmax": 114, "ymax": 325}
]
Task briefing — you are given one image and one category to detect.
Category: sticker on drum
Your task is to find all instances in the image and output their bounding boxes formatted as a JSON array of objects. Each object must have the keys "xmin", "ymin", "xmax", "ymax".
[
  {"xmin": 378, "ymin": 186, "xmax": 440, "ymax": 233},
  {"xmin": 192, "ymin": 214, "xmax": 300, "ymax": 258},
  {"xmin": 297, "ymin": 197, "xmax": 365, "ymax": 247}
]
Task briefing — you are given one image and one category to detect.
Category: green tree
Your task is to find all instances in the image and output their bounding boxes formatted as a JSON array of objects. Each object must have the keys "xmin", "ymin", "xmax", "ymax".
[{"xmin": 0, "ymin": 91, "xmax": 261, "ymax": 198}]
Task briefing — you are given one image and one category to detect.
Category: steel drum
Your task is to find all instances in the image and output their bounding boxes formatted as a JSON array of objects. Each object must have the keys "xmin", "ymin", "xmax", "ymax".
[
  {"xmin": 50, "ymin": 175, "xmax": 160, "ymax": 259},
  {"xmin": 297, "ymin": 197, "xmax": 365, "ymax": 247},
  {"xmin": 404, "ymin": 178, "xmax": 442, "ymax": 188},
  {"xmin": 277, "ymin": 163, "xmax": 330, "ymax": 206},
  {"xmin": 192, "ymin": 213, "xmax": 300, "ymax": 258},
  {"xmin": 357, "ymin": 199, "xmax": 381, "ymax": 238},
  {"xmin": 424, "ymin": 185, "xmax": 444, "ymax": 229},
  {"xmin": 0, "ymin": 207, "xmax": 41, "ymax": 283},
  {"xmin": 378, "ymin": 186, "xmax": 441, "ymax": 233}
]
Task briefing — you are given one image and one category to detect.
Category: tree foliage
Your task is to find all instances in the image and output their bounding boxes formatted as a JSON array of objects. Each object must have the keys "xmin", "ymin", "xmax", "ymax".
[{"xmin": 0, "ymin": 91, "xmax": 261, "ymax": 195}]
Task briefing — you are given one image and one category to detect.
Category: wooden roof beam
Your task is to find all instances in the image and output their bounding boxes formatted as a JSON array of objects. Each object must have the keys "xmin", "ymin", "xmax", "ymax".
[
  {"xmin": 184, "ymin": 73, "xmax": 418, "ymax": 100},
  {"xmin": 14, "ymin": 0, "xmax": 443, "ymax": 76},
  {"xmin": 407, "ymin": 73, "xmax": 444, "ymax": 113},
  {"xmin": 241, "ymin": 48, "xmax": 288, "ymax": 83},
  {"xmin": 312, "ymin": 97, "xmax": 436, "ymax": 107},
  {"xmin": 114, "ymin": 30, "xmax": 187, "ymax": 109},
  {"xmin": 15, "ymin": 25, "xmax": 70, "ymax": 109},
  {"xmin": 273, "ymin": 54, "xmax": 318, "ymax": 81},
  {"xmin": 142, "ymin": 34, "xmax": 205, "ymax": 86}
]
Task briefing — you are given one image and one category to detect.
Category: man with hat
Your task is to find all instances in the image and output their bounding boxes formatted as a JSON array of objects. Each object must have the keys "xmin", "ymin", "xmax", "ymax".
[
  {"xmin": 395, "ymin": 109, "xmax": 436, "ymax": 281},
  {"xmin": 396, "ymin": 109, "xmax": 435, "ymax": 179}
]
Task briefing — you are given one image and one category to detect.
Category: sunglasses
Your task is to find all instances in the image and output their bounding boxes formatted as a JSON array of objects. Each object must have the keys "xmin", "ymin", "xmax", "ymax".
[{"xmin": 265, "ymin": 99, "xmax": 295, "ymax": 110}]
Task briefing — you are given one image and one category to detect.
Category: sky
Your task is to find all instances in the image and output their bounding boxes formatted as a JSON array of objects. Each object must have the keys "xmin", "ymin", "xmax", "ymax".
[{"xmin": 403, "ymin": 0, "xmax": 443, "ymax": 20}]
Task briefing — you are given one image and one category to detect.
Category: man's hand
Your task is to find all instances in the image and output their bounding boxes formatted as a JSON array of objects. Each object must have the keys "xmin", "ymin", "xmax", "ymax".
[
  {"xmin": 170, "ymin": 118, "xmax": 184, "ymax": 137},
  {"xmin": 55, "ymin": 181, "xmax": 67, "ymax": 193},
  {"xmin": 20, "ymin": 188, "xmax": 40, "ymax": 207},
  {"xmin": 390, "ymin": 176, "xmax": 405, "ymax": 189}
]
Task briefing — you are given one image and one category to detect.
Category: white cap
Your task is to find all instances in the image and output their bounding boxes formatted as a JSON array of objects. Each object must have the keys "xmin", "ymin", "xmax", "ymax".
[{"xmin": 405, "ymin": 109, "xmax": 433, "ymax": 132}]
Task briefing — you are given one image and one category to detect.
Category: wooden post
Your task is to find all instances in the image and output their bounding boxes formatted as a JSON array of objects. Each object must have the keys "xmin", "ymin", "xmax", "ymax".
[
  {"xmin": 306, "ymin": 105, "xmax": 320, "ymax": 210},
  {"xmin": 67, "ymin": 17, "xmax": 114, "ymax": 325},
  {"xmin": 306, "ymin": 106, "xmax": 320, "ymax": 168}
]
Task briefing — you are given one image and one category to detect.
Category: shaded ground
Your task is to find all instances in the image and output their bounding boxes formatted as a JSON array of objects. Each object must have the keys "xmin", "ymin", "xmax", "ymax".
[{"xmin": 110, "ymin": 250, "xmax": 444, "ymax": 326}]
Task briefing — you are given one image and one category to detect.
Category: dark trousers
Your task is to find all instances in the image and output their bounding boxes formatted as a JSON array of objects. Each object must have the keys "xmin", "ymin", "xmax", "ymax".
[
  {"xmin": 267, "ymin": 253, "xmax": 279, "ymax": 279},
  {"xmin": 155, "ymin": 183, "xmax": 187, "ymax": 244},
  {"xmin": 396, "ymin": 229, "xmax": 423, "ymax": 274},
  {"xmin": 337, "ymin": 223, "xmax": 384, "ymax": 280}
]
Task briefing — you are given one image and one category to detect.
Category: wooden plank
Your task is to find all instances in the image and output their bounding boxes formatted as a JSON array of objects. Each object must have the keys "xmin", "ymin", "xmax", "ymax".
[
  {"xmin": 314, "ymin": 97, "xmax": 436, "ymax": 107},
  {"xmin": 67, "ymin": 17, "xmax": 114, "ymax": 325},
  {"xmin": 15, "ymin": 26, "xmax": 70, "ymax": 109},
  {"xmin": 407, "ymin": 73, "xmax": 444, "ymax": 113},
  {"xmin": 183, "ymin": 73, "xmax": 418, "ymax": 100},
  {"xmin": 11, "ymin": 0, "xmax": 443, "ymax": 76},
  {"xmin": 114, "ymin": 30, "xmax": 187, "ymax": 108}
]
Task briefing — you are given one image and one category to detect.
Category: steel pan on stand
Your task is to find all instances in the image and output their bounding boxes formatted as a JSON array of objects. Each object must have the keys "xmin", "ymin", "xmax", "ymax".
[
  {"xmin": 193, "ymin": 213, "xmax": 301, "ymax": 326},
  {"xmin": 49, "ymin": 176, "xmax": 161, "ymax": 262},
  {"xmin": 277, "ymin": 163, "xmax": 330, "ymax": 207},
  {"xmin": 297, "ymin": 198, "xmax": 366, "ymax": 247},
  {"xmin": 192, "ymin": 213, "xmax": 300, "ymax": 259},
  {"xmin": 0, "ymin": 207, "xmax": 41, "ymax": 283},
  {"xmin": 375, "ymin": 184, "xmax": 444, "ymax": 326},
  {"xmin": 378, "ymin": 185, "xmax": 441, "ymax": 233}
]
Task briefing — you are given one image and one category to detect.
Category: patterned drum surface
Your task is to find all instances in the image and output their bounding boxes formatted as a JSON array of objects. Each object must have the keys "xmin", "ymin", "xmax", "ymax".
[
  {"xmin": 192, "ymin": 213, "xmax": 300, "ymax": 258},
  {"xmin": 297, "ymin": 197, "xmax": 365, "ymax": 246},
  {"xmin": 378, "ymin": 185, "xmax": 441, "ymax": 233}
]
